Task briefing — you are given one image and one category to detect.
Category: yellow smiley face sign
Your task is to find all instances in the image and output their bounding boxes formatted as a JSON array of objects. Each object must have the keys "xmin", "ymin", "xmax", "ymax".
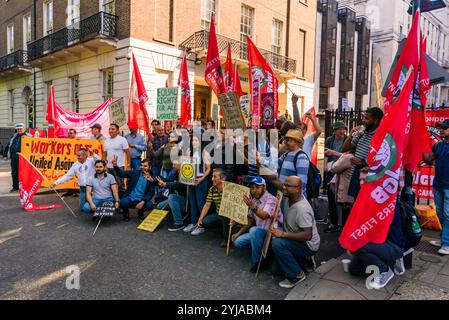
[{"xmin": 180, "ymin": 160, "xmax": 196, "ymax": 186}]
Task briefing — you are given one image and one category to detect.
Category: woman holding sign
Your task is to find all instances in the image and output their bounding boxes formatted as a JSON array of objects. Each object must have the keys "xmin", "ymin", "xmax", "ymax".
[{"xmin": 183, "ymin": 133, "xmax": 212, "ymax": 234}]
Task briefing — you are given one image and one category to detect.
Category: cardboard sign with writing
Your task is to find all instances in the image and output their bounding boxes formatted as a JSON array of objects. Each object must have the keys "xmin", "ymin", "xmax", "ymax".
[
  {"xmin": 217, "ymin": 92, "xmax": 246, "ymax": 130},
  {"xmin": 21, "ymin": 137, "xmax": 104, "ymax": 189},
  {"xmin": 179, "ymin": 156, "xmax": 197, "ymax": 186},
  {"xmin": 218, "ymin": 182, "xmax": 250, "ymax": 225},
  {"xmin": 137, "ymin": 209, "xmax": 170, "ymax": 233},
  {"xmin": 109, "ymin": 98, "xmax": 126, "ymax": 127},
  {"xmin": 261, "ymin": 191, "xmax": 283, "ymax": 258},
  {"xmin": 157, "ymin": 87, "xmax": 178, "ymax": 120},
  {"xmin": 240, "ymin": 94, "xmax": 251, "ymax": 127},
  {"xmin": 93, "ymin": 201, "xmax": 117, "ymax": 218}
]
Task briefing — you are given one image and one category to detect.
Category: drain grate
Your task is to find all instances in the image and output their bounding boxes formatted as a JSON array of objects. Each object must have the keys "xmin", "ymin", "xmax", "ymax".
[{"xmin": 414, "ymin": 241, "xmax": 440, "ymax": 255}]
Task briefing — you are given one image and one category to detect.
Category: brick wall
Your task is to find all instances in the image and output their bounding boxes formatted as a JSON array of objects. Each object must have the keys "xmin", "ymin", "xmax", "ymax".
[{"xmin": 0, "ymin": 0, "xmax": 33, "ymax": 56}]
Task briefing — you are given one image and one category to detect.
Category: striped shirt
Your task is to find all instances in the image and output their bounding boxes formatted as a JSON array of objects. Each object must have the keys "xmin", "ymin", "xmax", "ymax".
[
  {"xmin": 352, "ymin": 131, "xmax": 375, "ymax": 162},
  {"xmin": 206, "ymin": 185, "xmax": 223, "ymax": 212},
  {"xmin": 278, "ymin": 149, "xmax": 309, "ymax": 196}
]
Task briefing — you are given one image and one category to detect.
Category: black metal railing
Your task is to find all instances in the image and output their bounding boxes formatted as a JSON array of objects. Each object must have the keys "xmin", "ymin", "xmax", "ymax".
[
  {"xmin": 0, "ymin": 50, "xmax": 29, "ymax": 72},
  {"xmin": 28, "ymin": 11, "xmax": 118, "ymax": 61},
  {"xmin": 180, "ymin": 30, "xmax": 297, "ymax": 73},
  {"xmin": 324, "ymin": 109, "xmax": 363, "ymax": 138}
]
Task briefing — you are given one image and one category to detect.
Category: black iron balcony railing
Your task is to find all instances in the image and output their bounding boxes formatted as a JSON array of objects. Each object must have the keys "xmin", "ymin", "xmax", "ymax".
[
  {"xmin": 180, "ymin": 30, "xmax": 297, "ymax": 74},
  {"xmin": 0, "ymin": 50, "xmax": 29, "ymax": 72},
  {"xmin": 28, "ymin": 11, "xmax": 118, "ymax": 61}
]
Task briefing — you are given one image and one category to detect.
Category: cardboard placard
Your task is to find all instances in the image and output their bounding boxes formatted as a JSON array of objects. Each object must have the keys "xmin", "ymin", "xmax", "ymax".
[
  {"xmin": 240, "ymin": 94, "xmax": 251, "ymax": 127},
  {"xmin": 218, "ymin": 182, "xmax": 250, "ymax": 225},
  {"xmin": 137, "ymin": 209, "xmax": 170, "ymax": 233},
  {"xmin": 157, "ymin": 87, "xmax": 178, "ymax": 120},
  {"xmin": 93, "ymin": 201, "xmax": 117, "ymax": 218},
  {"xmin": 217, "ymin": 92, "xmax": 246, "ymax": 130},
  {"xmin": 109, "ymin": 98, "xmax": 126, "ymax": 128}
]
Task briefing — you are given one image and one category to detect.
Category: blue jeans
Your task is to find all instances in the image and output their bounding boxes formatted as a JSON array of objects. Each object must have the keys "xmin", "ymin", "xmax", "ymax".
[
  {"xmin": 202, "ymin": 213, "xmax": 230, "ymax": 240},
  {"xmin": 156, "ymin": 194, "xmax": 186, "ymax": 226},
  {"xmin": 120, "ymin": 196, "xmax": 153, "ymax": 214},
  {"xmin": 234, "ymin": 227, "xmax": 267, "ymax": 264},
  {"xmin": 188, "ymin": 179, "xmax": 208, "ymax": 225},
  {"xmin": 271, "ymin": 238, "xmax": 316, "ymax": 279},
  {"xmin": 131, "ymin": 159, "xmax": 142, "ymax": 171},
  {"xmin": 82, "ymin": 197, "xmax": 115, "ymax": 214},
  {"xmin": 79, "ymin": 187, "xmax": 87, "ymax": 212},
  {"xmin": 434, "ymin": 188, "xmax": 449, "ymax": 247}
]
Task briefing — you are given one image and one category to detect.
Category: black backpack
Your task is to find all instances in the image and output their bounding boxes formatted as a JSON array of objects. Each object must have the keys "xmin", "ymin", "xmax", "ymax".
[
  {"xmin": 281, "ymin": 150, "xmax": 322, "ymax": 198},
  {"xmin": 398, "ymin": 200, "xmax": 422, "ymax": 249}
]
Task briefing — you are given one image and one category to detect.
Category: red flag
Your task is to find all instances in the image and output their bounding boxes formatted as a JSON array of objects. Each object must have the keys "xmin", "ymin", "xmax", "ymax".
[
  {"xmin": 301, "ymin": 108, "xmax": 318, "ymax": 165},
  {"xmin": 205, "ymin": 15, "xmax": 226, "ymax": 95},
  {"xmin": 19, "ymin": 154, "xmax": 61, "ymax": 212},
  {"xmin": 128, "ymin": 53, "xmax": 152, "ymax": 139},
  {"xmin": 45, "ymin": 85, "xmax": 57, "ymax": 138},
  {"xmin": 178, "ymin": 52, "xmax": 192, "ymax": 127},
  {"xmin": 233, "ymin": 63, "xmax": 244, "ymax": 98},
  {"xmin": 339, "ymin": 70, "xmax": 415, "ymax": 253},
  {"xmin": 224, "ymin": 46, "xmax": 243, "ymax": 97},
  {"xmin": 247, "ymin": 36, "xmax": 279, "ymax": 120}
]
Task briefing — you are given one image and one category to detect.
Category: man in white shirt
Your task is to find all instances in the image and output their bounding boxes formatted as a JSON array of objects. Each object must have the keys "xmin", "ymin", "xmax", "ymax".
[
  {"xmin": 51, "ymin": 148, "xmax": 100, "ymax": 211},
  {"xmin": 103, "ymin": 123, "xmax": 130, "ymax": 196}
]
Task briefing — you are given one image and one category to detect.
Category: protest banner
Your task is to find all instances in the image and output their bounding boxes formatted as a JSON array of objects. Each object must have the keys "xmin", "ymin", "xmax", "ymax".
[
  {"xmin": 109, "ymin": 98, "xmax": 126, "ymax": 128},
  {"xmin": 157, "ymin": 87, "xmax": 178, "ymax": 120},
  {"xmin": 93, "ymin": 201, "xmax": 117, "ymax": 218},
  {"xmin": 179, "ymin": 156, "xmax": 197, "ymax": 186},
  {"xmin": 217, "ymin": 92, "xmax": 246, "ymax": 130},
  {"xmin": 252, "ymin": 78, "xmax": 260, "ymax": 130},
  {"xmin": 138, "ymin": 209, "xmax": 170, "ymax": 233},
  {"xmin": 218, "ymin": 182, "xmax": 250, "ymax": 225},
  {"xmin": 261, "ymin": 92, "xmax": 275, "ymax": 129},
  {"xmin": 21, "ymin": 136, "xmax": 104, "ymax": 189}
]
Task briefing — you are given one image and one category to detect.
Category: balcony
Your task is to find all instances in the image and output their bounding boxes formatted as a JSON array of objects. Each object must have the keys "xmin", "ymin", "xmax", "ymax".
[
  {"xmin": 180, "ymin": 30, "xmax": 297, "ymax": 76},
  {"xmin": 27, "ymin": 11, "xmax": 118, "ymax": 64},
  {"xmin": 0, "ymin": 50, "xmax": 31, "ymax": 78}
]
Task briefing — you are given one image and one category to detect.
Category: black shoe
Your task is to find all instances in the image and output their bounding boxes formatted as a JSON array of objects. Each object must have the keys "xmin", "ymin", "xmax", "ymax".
[
  {"xmin": 137, "ymin": 211, "xmax": 146, "ymax": 220},
  {"xmin": 168, "ymin": 224, "xmax": 184, "ymax": 232},
  {"xmin": 305, "ymin": 256, "xmax": 317, "ymax": 273},
  {"xmin": 73, "ymin": 193, "xmax": 79, "ymax": 198},
  {"xmin": 10, "ymin": 188, "xmax": 19, "ymax": 193},
  {"xmin": 62, "ymin": 191, "xmax": 74, "ymax": 197},
  {"xmin": 324, "ymin": 224, "xmax": 342, "ymax": 233},
  {"xmin": 122, "ymin": 214, "xmax": 131, "ymax": 222},
  {"xmin": 315, "ymin": 218, "xmax": 328, "ymax": 225}
]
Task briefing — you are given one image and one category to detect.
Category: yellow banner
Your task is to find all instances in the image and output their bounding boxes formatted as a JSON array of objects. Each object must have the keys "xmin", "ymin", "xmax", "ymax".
[
  {"xmin": 21, "ymin": 137, "xmax": 104, "ymax": 189},
  {"xmin": 137, "ymin": 210, "xmax": 170, "ymax": 233}
]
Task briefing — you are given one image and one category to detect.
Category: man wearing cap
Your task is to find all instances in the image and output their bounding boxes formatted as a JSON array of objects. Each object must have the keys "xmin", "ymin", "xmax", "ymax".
[
  {"xmin": 424, "ymin": 119, "xmax": 449, "ymax": 255},
  {"xmin": 125, "ymin": 128, "xmax": 147, "ymax": 171},
  {"xmin": 90, "ymin": 124, "xmax": 106, "ymax": 141},
  {"xmin": 323, "ymin": 121, "xmax": 347, "ymax": 233},
  {"xmin": 4, "ymin": 123, "xmax": 32, "ymax": 192},
  {"xmin": 232, "ymin": 177, "xmax": 283, "ymax": 273}
]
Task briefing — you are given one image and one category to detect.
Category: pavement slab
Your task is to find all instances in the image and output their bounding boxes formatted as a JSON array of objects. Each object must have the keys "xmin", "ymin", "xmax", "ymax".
[
  {"xmin": 391, "ymin": 281, "xmax": 449, "ymax": 300},
  {"xmin": 303, "ymin": 279, "xmax": 365, "ymax": 300}
]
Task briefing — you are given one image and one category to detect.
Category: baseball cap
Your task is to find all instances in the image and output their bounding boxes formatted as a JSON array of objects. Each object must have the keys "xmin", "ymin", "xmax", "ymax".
[
  {"xmin": 90, "ymin": 123, "xmax": 102, "ymax": 130},
  {"xmin": 436, "ymin": 119, "xmax": 449, "ymax": 130},
  {"xmin": 15, "ymin": 123, "xmax": 25, "ymax": 130},
  {"xmin": 249, "ymin": 176, "xmax": 266, "ymax": 186}
]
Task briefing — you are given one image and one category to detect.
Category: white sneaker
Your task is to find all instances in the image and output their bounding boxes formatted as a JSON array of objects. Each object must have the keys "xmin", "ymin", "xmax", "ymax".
[
  {"xmin": 191, "ymin": 226, "xmax": 205, "ymax": 236},
  {"xmin": 183, "ymin": 224, "xmax": 195, "ymax": 233},
  {"xmin": 438, "ymin": 246, "xmax": 449, "ymax": 255},
  {"xmin": 394, "ymin": 257, "xmax": 405, "ymax": 276},
  {"xmin": 430, "ymin": 240, "xmax": 442, "ymax": 248},
  {"xmin": 369, "ymin": 268, "xmax": 394, "ymax": 290}
]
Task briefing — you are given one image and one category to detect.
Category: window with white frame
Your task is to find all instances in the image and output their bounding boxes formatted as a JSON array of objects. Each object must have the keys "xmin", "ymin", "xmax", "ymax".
[
  {"xmin": 102, "ymin": 69, "xmax": 114, "ymax": 101},
  {"xmin": 272, "ymin": 19, "xmax": 282, "ymax": 55},
  {"xmin": 7, "ymin": 24, "xmax": 14, "ymax": 53},
  {"xmin": 101, "ymin": 0, "xmax": 115, "ymax": 14},
  {"xmin": 240, "ymin": 5, "xmax": 254, "ymax": 44},
  {"xmin": 23, "ymin": 14, "xmax": 32, "ymax": 50},
  {"xmin": 70, "ymin": 76, "xmax": 80, "ymax": 113},
  {"xmin": 68, "ymin": 0, "xmax": 80, "ymax": 25},
  {"xmin": 201, "ymin": 0, "xmax": 216, "ymax": 31},
  {"xmin": 8, "ymin": 90, "xmax": 14, "ymax": 123},
  {"xmin": 43, "ymin": 1, "xmax": 54, "ymax": 35}
]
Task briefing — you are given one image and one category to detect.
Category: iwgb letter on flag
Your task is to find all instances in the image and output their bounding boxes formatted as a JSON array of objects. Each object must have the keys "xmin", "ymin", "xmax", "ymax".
[
  {"xmin": 19, "ymin": 154, "xmax": 61, "ymax": 212},
  {"xmin": 339, "ymin": 69, "xmax": 415, "ymax": 253}
]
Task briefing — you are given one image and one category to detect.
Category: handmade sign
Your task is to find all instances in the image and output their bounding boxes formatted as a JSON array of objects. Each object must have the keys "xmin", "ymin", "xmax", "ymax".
[
  {"xmin": 138, "ymin": 209, "xmax": 170, "ymax": 233},
  {"xmin": 240, "ymin": 94, "xmax": 251, "ymax": 127},
  {"xmin": 179, "ymin": 156, "xmax": 197, "ymax": 186},
  {"xmin": 217, "ymin": 92, "xmax": 246, "ymax": 130},
  {"xmin": 21, "ymin": 136, "xmax": 104, "ymax": 189},
  {"xmin": 157, "ymin": 87, "xmax": 178, "ymax": 120},
  {"xmin": 93, "ymin": 201, "xmax": 117, "ymax": 218},
  {"xmin": 109, "ymin": 98, "xmax": 126, "ymax": 127},
  {"xmin": 219, "ymin": 182, "xmax": 250, "ymax": 225}
]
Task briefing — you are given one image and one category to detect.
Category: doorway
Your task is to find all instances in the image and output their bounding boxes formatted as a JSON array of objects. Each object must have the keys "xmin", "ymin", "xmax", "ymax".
[{"xmin": 194, "ymin": 86, "xmax": 211, "ymax": 120}]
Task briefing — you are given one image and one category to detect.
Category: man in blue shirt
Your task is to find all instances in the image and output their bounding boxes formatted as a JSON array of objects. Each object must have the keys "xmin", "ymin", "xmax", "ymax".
[
  {"xmin": 425, "ymin": 119, "xmax": 449, "ymax": 255},
  {"xmin": 125, "ymin": 128, "xmax": 147, "ymax": 170},
  {"xmin": 113, "ymin": 158, "xmax": 155, "ymax": 222}
]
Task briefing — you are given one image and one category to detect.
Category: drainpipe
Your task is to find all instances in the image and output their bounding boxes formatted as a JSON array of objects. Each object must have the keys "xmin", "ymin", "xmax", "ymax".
[
  {"xmin": 285, "ymin": 0, "xmax": 291, "ymax": 70},
  {"xmin": 33, "ymin": 0, "xmax": 37, "ymax": 129}
]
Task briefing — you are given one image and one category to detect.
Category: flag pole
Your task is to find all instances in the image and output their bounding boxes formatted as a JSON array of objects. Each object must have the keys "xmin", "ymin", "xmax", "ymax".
[
  {"xmin": 93, "ymin": 217, "xmax": 103, "ymax": 236},
  {"xmin": 51, "ymin": 186, "xmax": 78, "ymax": 218},
  {"xmin": 226, "ymin": 220, "xmax": 233, "ymax": 257}
]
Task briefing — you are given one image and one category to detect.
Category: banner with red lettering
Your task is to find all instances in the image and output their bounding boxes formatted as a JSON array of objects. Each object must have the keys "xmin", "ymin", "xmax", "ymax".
[
  {"xmin": 339, "ymin": 70, "xmax": 414, "ymax": 253},
  {"xmin": 19, "ymin": 154, "xmax": 62, "ymax": 212}
]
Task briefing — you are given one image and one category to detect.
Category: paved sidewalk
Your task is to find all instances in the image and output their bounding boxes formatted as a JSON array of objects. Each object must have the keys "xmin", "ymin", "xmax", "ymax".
[{"xmin": 286, "ymin": 233, "xmax": 449, "ymax": 300}]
